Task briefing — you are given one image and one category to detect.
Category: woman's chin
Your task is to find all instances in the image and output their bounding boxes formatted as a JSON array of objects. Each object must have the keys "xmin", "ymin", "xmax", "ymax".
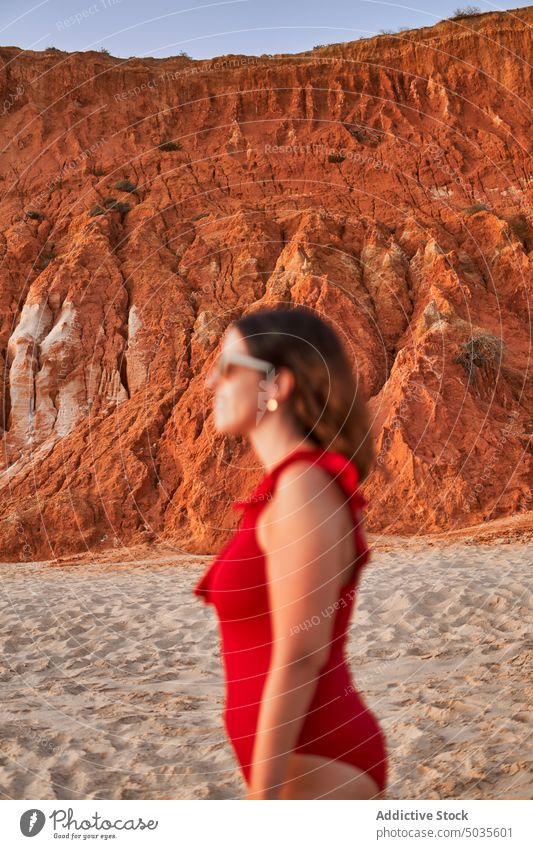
[{"xmin": 213, "ymin": 416, "xmax": 244, "ymax": 436}]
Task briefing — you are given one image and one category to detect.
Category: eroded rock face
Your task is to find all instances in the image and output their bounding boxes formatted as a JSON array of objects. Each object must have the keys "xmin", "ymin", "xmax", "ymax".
[{"xmin": 0, "ymin": 9, "xmax": 532, "ymax": 559}]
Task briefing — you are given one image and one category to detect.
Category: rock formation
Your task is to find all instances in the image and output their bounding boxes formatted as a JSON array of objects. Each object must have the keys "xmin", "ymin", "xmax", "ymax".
[{"xmin": 0, "ymin": 7, "xmax": 532, "ymax": 559}]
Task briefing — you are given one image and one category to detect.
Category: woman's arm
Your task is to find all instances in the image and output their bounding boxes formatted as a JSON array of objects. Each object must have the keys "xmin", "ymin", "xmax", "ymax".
[{"xmin": 247, "ymin": 461, "xmax": 353, "ymax": 799}]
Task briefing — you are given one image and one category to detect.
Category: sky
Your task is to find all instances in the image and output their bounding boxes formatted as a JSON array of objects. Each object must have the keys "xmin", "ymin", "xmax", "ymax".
[{"xmin": 0, "ymin": 0, "xmax": 529, "ymax": 60}]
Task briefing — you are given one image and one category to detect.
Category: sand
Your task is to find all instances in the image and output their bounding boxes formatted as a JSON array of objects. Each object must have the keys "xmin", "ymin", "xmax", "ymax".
[{"xmin": 0, "ymin": 536, "xmax": 531, "ymax": 800}]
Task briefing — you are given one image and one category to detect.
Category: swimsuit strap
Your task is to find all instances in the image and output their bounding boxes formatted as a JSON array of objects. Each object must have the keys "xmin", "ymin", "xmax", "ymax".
[{"xmin": 232, "ymin": 447, "xmax": 367, "ymax": 512}]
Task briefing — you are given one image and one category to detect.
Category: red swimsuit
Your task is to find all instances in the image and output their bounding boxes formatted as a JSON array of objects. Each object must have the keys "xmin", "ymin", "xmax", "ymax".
[{"xmin": 193, "ymin": 447, "xmax": 388, "ymax": 793}]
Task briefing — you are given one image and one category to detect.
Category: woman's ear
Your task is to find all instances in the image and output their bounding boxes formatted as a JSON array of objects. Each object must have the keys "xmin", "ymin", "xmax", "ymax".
[{"xmin": 276, "ymin": 366, "xmax": 296, "ymax": 403}]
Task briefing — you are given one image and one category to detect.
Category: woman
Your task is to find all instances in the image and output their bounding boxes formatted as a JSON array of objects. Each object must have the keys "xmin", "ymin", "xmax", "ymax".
[{"xmin": 193, "ymin": 305, "xmax": 388, "ymax": 800}]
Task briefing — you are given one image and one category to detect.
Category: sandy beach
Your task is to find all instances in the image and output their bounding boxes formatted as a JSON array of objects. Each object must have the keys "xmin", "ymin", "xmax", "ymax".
[{"xmin": 0, "ymin": 533, "xmax": 531, "ymax": 800}]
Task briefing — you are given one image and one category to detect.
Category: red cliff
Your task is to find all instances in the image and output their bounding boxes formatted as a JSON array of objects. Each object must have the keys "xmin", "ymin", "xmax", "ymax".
[{"xmin": 0, "ymin": 7, "xmax": 532, "ymax": 559}]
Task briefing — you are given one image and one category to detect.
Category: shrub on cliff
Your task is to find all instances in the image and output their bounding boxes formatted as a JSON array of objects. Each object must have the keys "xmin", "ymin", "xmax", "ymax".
[
  {"xmin": 158, "ymin": 140, "xmax": 182, "ymax": 151},
  {"xmin": 89, "ymin": 199, "xmax": 131, "ymax": 217},
  {"xmin": 454, "ymin": 333, "xmax": 503, "ymax": 379},
  {"xmin": 328, "ymin": 153, "xmax": 346, "ymax": 163},
  {"xmin": 450, "ymin": 6, "xmax": 482, "ymax": 18},
  {"xmin": 115, "ymin": 179, "xmax": 137, "ymax": 193},
  {"xmin": 107, "ymin": 201, "xmax": 131, "ymax": 214}
]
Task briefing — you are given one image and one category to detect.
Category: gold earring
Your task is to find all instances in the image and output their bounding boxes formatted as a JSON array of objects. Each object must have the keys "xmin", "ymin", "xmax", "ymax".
[{"xmin": 266, "ymin": 398, "xmax": 278, "ymax": 411}]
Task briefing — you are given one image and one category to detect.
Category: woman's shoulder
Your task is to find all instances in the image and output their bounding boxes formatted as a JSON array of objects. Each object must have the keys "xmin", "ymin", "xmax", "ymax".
[
  {"xmin": 256, "ymin": 458, "xmax": 353, "ymax": 557},
  {"xmin": 268, "ymin": 447, "xmax": 366, "ymax": 514},
  {"xmin": 272, "ymin": 456, "xmax": 349, "ymax": 514},
  {"xmin": 249, "ymin": 447, "xmax": 366, "ymax": 518}
]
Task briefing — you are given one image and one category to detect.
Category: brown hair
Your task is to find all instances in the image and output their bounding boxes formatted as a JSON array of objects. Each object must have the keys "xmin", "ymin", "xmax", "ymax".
[{"xmin": 233, "ymin": 305, "xmax": 375, "ymax": 483}]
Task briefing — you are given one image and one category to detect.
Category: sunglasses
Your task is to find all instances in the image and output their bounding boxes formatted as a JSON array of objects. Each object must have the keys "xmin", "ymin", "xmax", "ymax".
[{"xmin": 208, "ymin": 350, "xmax": 275, "ymax": 383}]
